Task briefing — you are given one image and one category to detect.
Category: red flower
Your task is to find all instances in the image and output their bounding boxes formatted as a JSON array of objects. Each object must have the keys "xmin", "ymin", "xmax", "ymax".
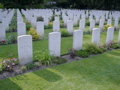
[{"xmin": 1, "ymin": 40, "xmax": 6, "ymax": 43}]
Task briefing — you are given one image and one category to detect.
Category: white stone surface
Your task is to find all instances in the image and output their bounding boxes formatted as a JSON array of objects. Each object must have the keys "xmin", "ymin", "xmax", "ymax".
[
  {"xmin": 53, "ymin": 20, "xmax": 60, "ymax": 32},
  {"xmin": 107, "ymin": 19, "xmax": 112, "ymax": 25},
  {"xmin": 92, "ymin": 28, "xmax": 100, "ymax": 45},
  {"xmin": 0, "ymin": 24, "xmax": 6, "ymax": 41},
  {"xmin": 106, "ymin": 27, "xmax": 114, "ymax": 45},
  {"xmin": 79, "ymin": 19, "xmax": 85, "ymax": 30},
  {"xmin": 18, "ymin": 35, "xmax": 33, "ymax": 65},
  {"xmin": 49, "ymin": 32, "xmax": 61, "ymax": 57},
  {"xmin": 73, "ymin": 30, "xmax": 83, "ymax": 50},
  {"xmin": 99, "ymin": 19, "xmax": 104, "ymax": 30},
  {"xmin": 118, "ymin": 30, "xmax": 120, "ymax": 43},
  {"xmin": 17, "ymin": 17, "xmax": 23, "ymax": 23},
  {"xmin": 36, "ymin": 21, "xmax": 44, "ymax": 36},
  {"xmin": 17, "ymin": 22, "xmax": 26, "ymax": 36},
  {"xmin": 114, "ymin": 19, "xmax": 118, "ymax": 29},
  {"xmin": 67, "ymin": 20, "xmax": 73, "ymax": 34},
  {"xmin": 90, "ymin": 19, "xmax": 95, "ymax": 31}
]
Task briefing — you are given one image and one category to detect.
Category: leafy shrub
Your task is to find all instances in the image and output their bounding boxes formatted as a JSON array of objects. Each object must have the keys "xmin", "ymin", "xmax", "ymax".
[
  {"xmin": 28, "ymin": 28, "xmax": 40, "ymax": 41},
  {"xmin": 110, "ymin": 44, "xmax": 120, "ymax": 49},
  {"xmin": 7, "ymin": 34, "xmax": 17, "ymax": 44},
  {"xmin": 61, "ymin": 29, "xmax": 70, "ymax": 37},
  {"xmin": 34, "ymin": 50, "xmax": 54, "ymax": 65},
  {"xmin": 2, "ymin": 58, "xmax": 18, "ymax": 71},
  {"xmin": 76, "ymin": 50, "xmax": 89, "ymax": 58},
  {"xmin": 104, "ymin": 25, "xmax": 112, "ymax": 31},
  {"xmin": 85, "ymin": 43, "xmax": 103, "ymax": 54},
  {"xmin": 52, "ymin": 57, "xmax": 67, "ymax": 64},
  {"xmin": 34, "ymin": 62, "xmax": 41, "ymax": 68},
  {"xmin": 27, "ymin": 63, "xmax": 34, "ymax": 70},
  {"xmin": 86, "ymin": 21, "xmax": 90, "ymax": 26},
  {"xmin": 99, "ymin": 45, "xmax": 107, "ymax": 52},
  {"xmin": 21, "ymin": 66, "xmax": 27, "ymax": 72},
  {"xmin": 50, "ymin": 15, "xmax": 54, "ymax": 22},
  {"xmin": 68, "ymin": 48, "xmax": 77, "ymax": 58},
  {"xmin": 37, "ymin": 17, "xmax": 44, "ymax": 21},
  {"xmin": 26, "ymin": 24, "xmax": 31, "ymax": 31}
]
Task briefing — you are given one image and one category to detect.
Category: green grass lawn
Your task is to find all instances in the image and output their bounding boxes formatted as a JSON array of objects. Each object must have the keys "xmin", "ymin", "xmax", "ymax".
[{"xmin": 0, "ymin": 49, "xmax": 120, "ymax": 90}]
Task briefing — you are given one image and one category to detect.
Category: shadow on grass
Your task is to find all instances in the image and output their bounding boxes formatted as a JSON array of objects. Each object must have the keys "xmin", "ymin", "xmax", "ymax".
[
  {"xmin": 33, "ymin": 69, "xmax": 62, "ymax": 82},
  {"xmin": 0, "ymin": 78, "xmax": 22, "ymax": 90},
  {"xmin": 52, "ymin": 49, "xmax": 120, "ymax": 85}
]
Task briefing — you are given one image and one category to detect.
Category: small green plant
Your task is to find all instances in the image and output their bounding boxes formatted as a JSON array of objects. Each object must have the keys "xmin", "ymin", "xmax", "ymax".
[
  {"xmin": 26, "ymin": 24, "xmax": 31, "ymax": 31},
  {"xmin": 21, "ymin": 65, "xmax": 27, "ymax": 72},
  {"xmin": 7, "ymin": 34, "xmax": 17, "ymax": 44},
  {"xmin": 110, "ymin": 43, "xmax": 120, "ymax": 49},
  {"xmin": 85, "ymin": 43, "xmax": 103, "ymax": 54},
  {"xmin": 28, "ymin": 28, "xmax": 40, "ymax": 41},
  {"xmin": 34, "ymin": 62, "xmax": 41, "ymax": 68},
  {"xmin": 99, "ymin": 45, "xmax": 107, "ymax": 52},
  {"xmin": 86, "ymin": 21, "xmax": 90, "ymax": 26},
  {"xmin": 68, "ymin": 48, "xmax": 77, "ymax": 58},
  {"xmin": 27, "ymin": 63, "xmax": 34, "ymax": 70},
  {"xmin": 76, "ymin": 50, "xmax": 89, "ymax": 58},
  {"xmin": 52, "ymin": 57, "xmax": 67, "ymax": 64},
  {"xmin": 61, "ymin": 29, "xmax": 70, "ymax": 37},
  {"xmin": 34, "ymin": 50, "xmax": 54, "ymax": 66}
]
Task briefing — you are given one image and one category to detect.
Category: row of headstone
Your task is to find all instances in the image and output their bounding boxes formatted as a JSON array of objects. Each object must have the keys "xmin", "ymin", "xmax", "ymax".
[
  {"xmin": 17, "ymin": 9, "xmax": 26, "ymax": 36},
  {"xmin": 18, "ymin": 26, "xmax": 118, "ymax": 65},
  {"xmin": 0, "ymin": 9, "xmax": 15, "ymax": 41},
  {"xmin": 20, "ymin": 9, "xmax": 120, "ymax": 34}
]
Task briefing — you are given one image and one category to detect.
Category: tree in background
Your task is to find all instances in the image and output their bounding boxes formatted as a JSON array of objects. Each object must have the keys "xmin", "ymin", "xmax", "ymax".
[{"xmin": 0, "ymin": 0, "xmax": 120, "ymax": 10}]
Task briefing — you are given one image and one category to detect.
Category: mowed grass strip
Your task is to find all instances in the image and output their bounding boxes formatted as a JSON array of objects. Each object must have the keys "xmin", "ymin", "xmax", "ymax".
[{"xmin": 0, "ymin": 49, "xmax": 120, "ymax": 90}]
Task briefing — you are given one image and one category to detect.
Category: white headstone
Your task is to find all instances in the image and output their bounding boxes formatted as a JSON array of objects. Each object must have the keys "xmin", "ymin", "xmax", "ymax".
[
  {"xmin": 36, "ymin": 21, "xmax": 44, "ymax": 36},
  {"xmin": 106, "ymin": 27, "xmax": 114, "ymax": 45},
  {"xmin": 18, "ymin": 35, "xmax": 33, "ymax": 65},
  {"xmin": 99, "ymin": 19, "xmax": 104, "ymax": 30},
  {"xmin": 114, "ymin": 19, "xmax": 118, "ymax": 29},
  {"xmin": 118, "ymin": 30, "xmax": 120, "ymax": 44},
  {"xmin": 73, "ymin": 30, "xmax": 83, "ymax": 50},
  {"xmin": 17, "ymin": 22, "xmax": 26, "ymax": 36},
  {"xmin": 92, "ymin": 28, "xmax": 100, "ymax": 45},
  {"xmin": 90, "ymin": 19, "xmax": 95, "ymax": 31},
  {"xmin": 53, "ymin": 20, "xmax": 60, "ymax": 32},
  {"xmin": 0, "ymin": 24, "xmax": 6, "ymax": 41},
  {"xmin": 107, "ymin": 19, "xmax": 112, "ymax": 25},
  {"xmin": 17, "ymin": 17, "xmax": 23, "ymax": 23},
  {"xmin": 79, "ymin": 19, "xmax": 85, "ymax": 30},
  {"xmin": 67, "ymin": 20, "xmax": 73, "ymax": 34},
  {"xmin": 49, "ymin": 32, "xmax": 61, "ymax": 57}
]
